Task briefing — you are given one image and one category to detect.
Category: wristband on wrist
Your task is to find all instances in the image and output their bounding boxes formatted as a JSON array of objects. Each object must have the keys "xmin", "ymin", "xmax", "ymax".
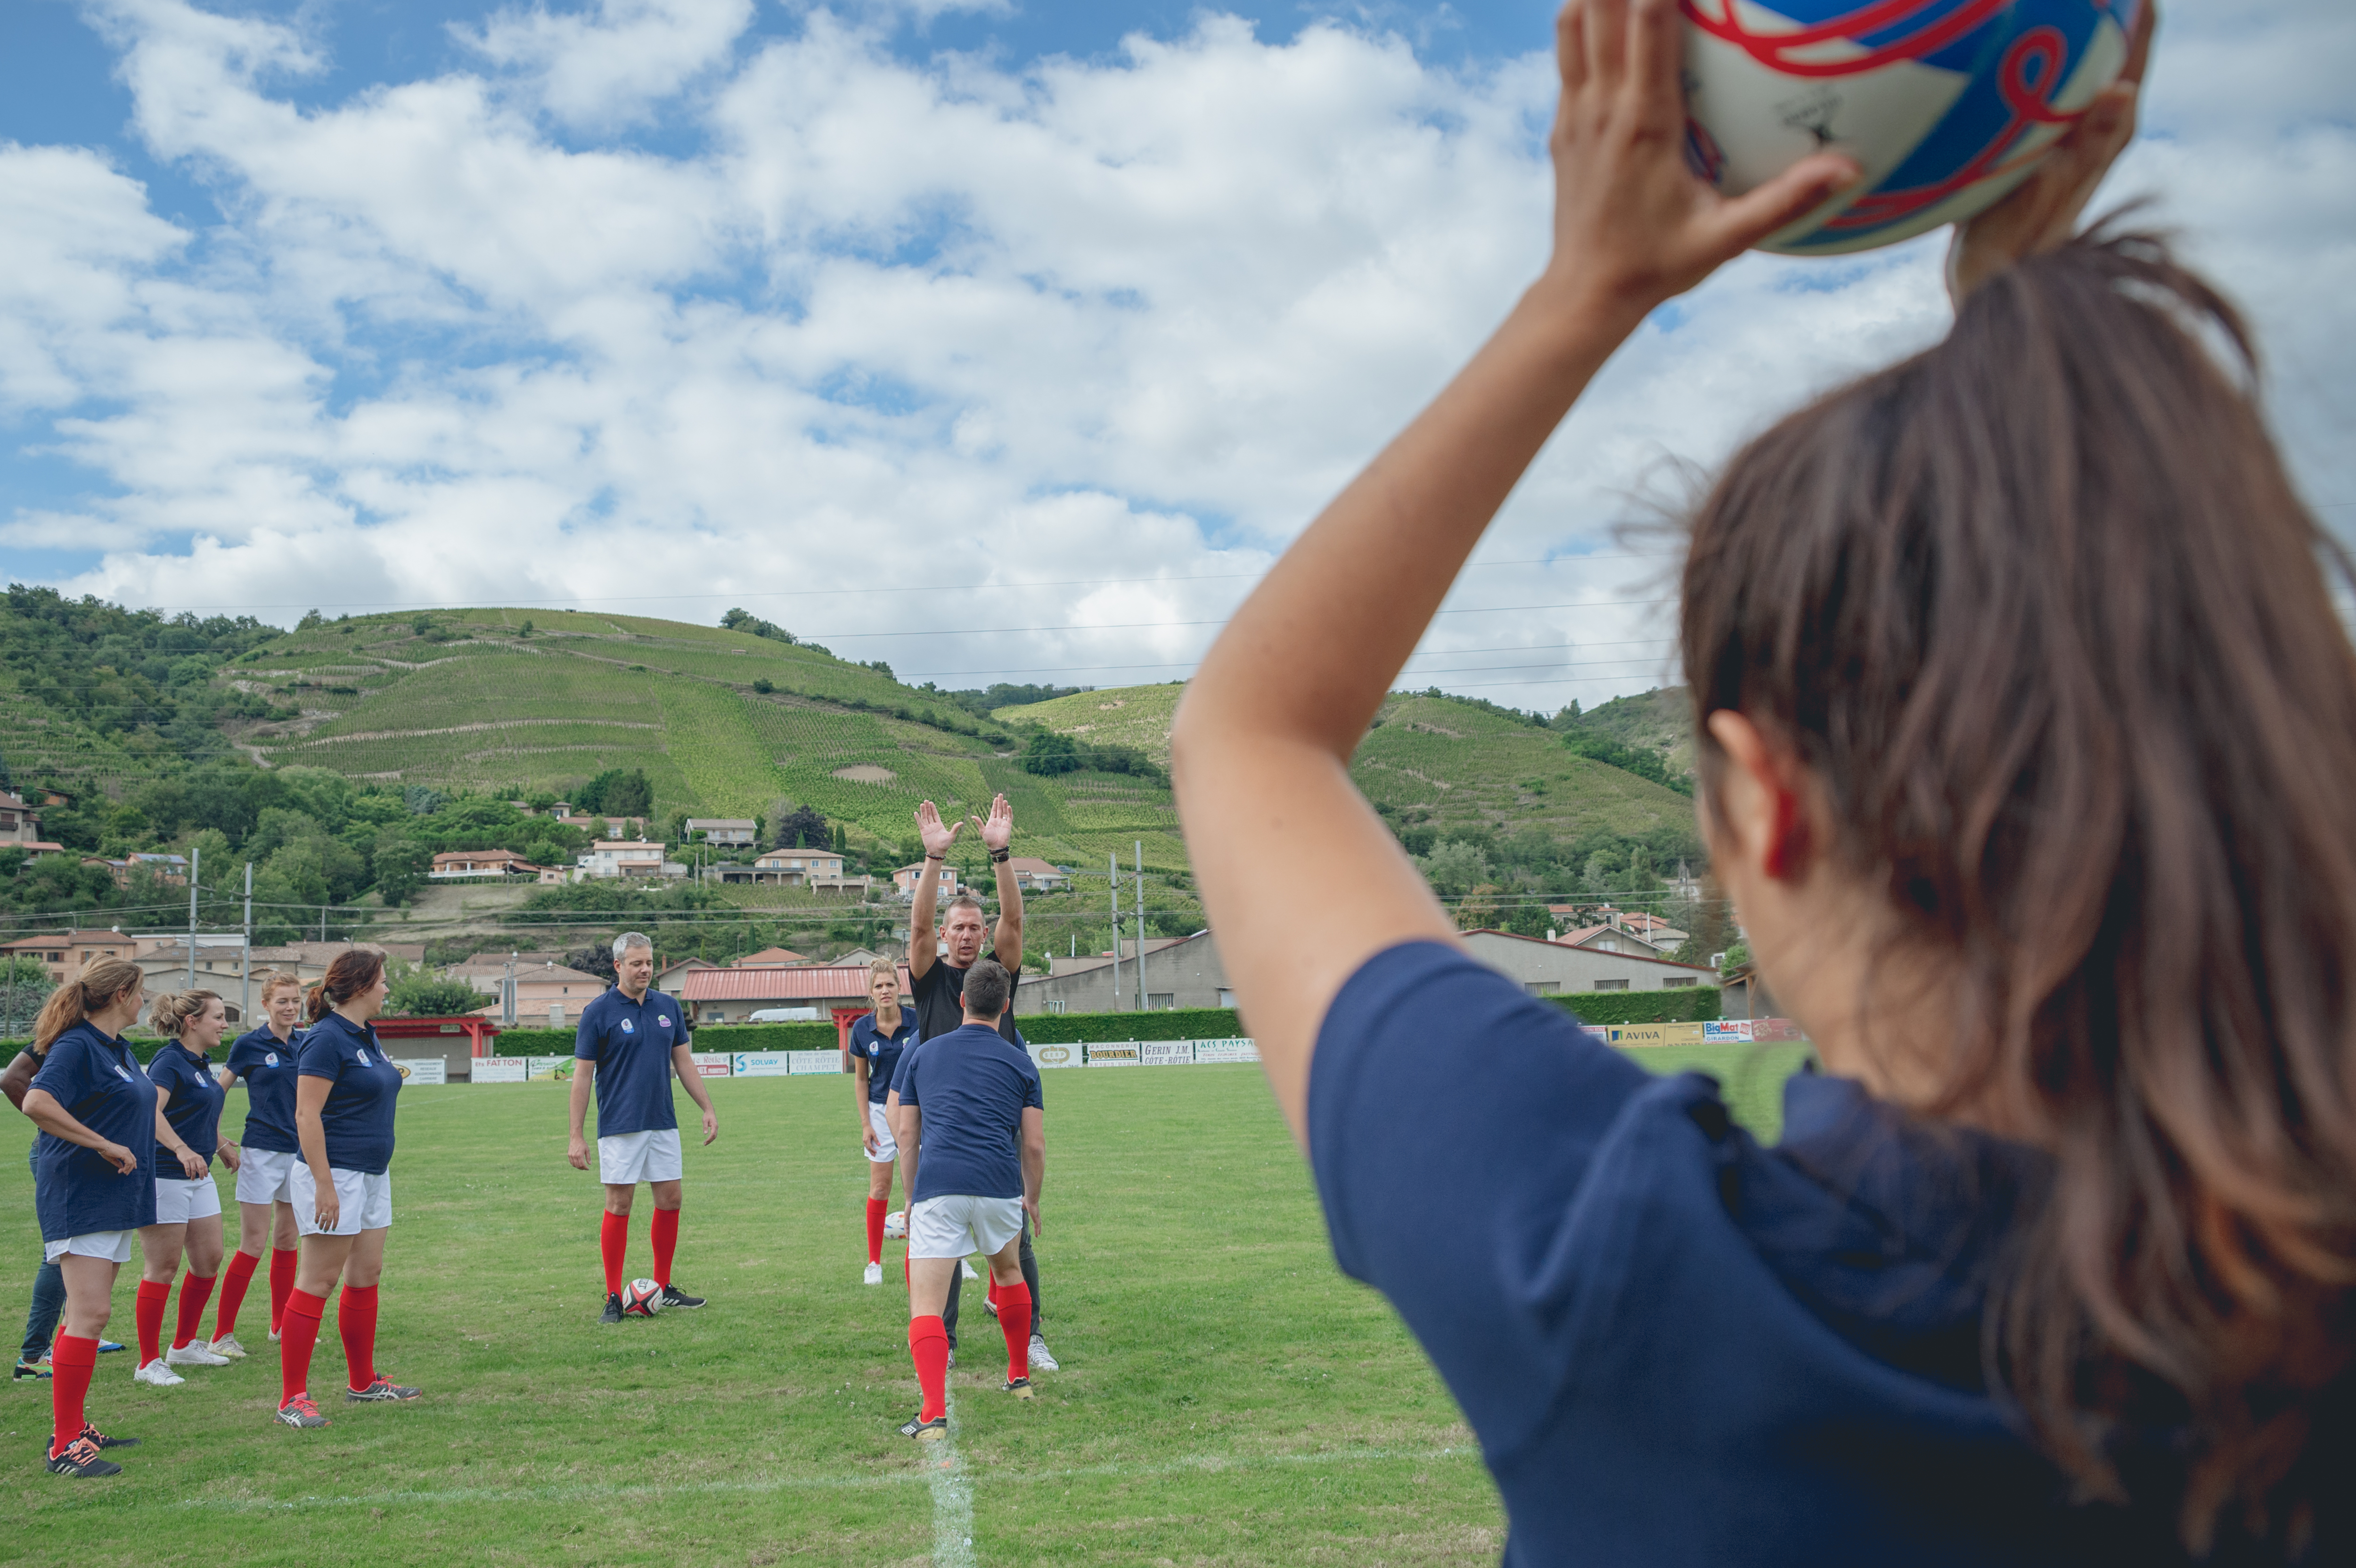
[
  {"xmin": 925, "ymin": 853, "xmax": 944, "ymax": 862},
  {"xmin": 990, "ymin": 847, "xmax": 1011, "ymax": 864}
]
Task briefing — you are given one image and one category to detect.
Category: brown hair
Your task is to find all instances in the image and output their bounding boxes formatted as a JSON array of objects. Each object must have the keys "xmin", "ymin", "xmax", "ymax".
[
  {"xmin": 256, "ymin": 970, "xmax": 305, "ymax": 1003},
  {"xmin": 307, "ymin": 949, "xmax": 387, "ymax": 1023},
  {"xmin": 938, "ymin": 892, "xmax": 989, "ymax": 925},
  {"xmin": 149, "ymin": 989, "xmax": 222, "ymax": 1039},
  {"xmin": 1682, "ymin": 227, "xmax": 2353, "ymax": 1552},
  {"xmin": 33, "ymin": 958, "xmax": 147, "ymax": 1050},
  {"xmin": 961, "ymin": 958, "xmax": 1012, "ymax": 1019}
]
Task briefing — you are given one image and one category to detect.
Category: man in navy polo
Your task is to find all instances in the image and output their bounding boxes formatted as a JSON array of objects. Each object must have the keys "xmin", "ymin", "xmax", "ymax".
[{"xmin": 567, "ymin": 932, "xmax": 717, "ymax": 1323}]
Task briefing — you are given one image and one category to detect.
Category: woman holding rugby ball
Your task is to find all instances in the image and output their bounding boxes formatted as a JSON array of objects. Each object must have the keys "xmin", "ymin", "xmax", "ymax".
[
  {"xmin": 18, "ymin": 959, "xmax": 156, "ymax": 1477},
  {"xmin": 274, "ymin": 950, "xmax": 417, "ymax": 1429},
  {"xmin": 130, "ymin": 990, "xmax": 237, "ymax": 1385},
  {"xmin": 211, "ymin": 972, "xmax": 307, "ymax": 1357}
]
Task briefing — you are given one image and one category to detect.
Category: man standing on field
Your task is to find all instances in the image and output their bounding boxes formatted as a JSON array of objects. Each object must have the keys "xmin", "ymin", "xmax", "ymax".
[
  {"xmin": 568, "ymin": 932, "xmax": 717, "ymax": 1323},
  {"xmin": 896, "ymin": 959, "xmax": 1044, "ymax": 1439}
]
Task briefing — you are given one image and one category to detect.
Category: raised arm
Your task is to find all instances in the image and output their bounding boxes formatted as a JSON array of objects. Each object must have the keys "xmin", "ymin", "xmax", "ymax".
[
  {"xmin": 976, "ymin": 794, "xmax": 1024, "ymax": 969},
  {"xmin": 908, "ymin": 801, "xmax": 961, "ymax": 981},
  {"xmin": 1169, "ymin": 0, "xmax": 1855, "ymax": 1144}
]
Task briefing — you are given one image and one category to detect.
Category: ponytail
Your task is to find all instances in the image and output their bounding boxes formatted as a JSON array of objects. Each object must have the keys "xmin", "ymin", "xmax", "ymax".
[
  {"xmin": 149, "ymin": 989, "xmax": 221, "ymax": 1039},
  {"xmin": 309, "ymin": 949, "xmax": 387, "ymax": 1023},
  {"xmin": 33, "ymin": 957, "xmax": 147, "ymax": 1050}
]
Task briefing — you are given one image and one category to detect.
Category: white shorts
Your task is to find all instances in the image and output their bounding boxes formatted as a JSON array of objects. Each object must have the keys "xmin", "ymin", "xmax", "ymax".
[
  {"xmin": 863, "ymin": 1102, "xmax": 899, "ymax": 1164},
  {"xmin": 289, "ymin": 1165, "xmax": 393, "ymax": 1237},
  {"xmin": 599, "ymin": 1127, "xmax": 683, "ymax": 1185},
  {"xmin": 235, "ymin": 1148, "xmax": 301, "ymax": 1206},
  {"xmin": 43, "ymin": 1231, "xmax": 135, "ymax": 1265},
  {"xmin": 153, "ymin": 1175, "xmax": 223, "ymax": 1225},
  {"xmin": 907, "ymin": 1195, "xmax": 1023, "ymax": 1260}
]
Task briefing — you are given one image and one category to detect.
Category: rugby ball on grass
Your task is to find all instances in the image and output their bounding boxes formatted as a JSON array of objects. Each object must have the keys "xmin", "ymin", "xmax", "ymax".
[{"xmin": 622, "ymin": 1278, "xmax": 664, "ymax": 1317}]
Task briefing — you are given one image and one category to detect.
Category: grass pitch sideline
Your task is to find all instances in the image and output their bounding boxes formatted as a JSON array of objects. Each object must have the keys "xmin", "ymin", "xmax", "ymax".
[{"xmin": 0, "ymin": 1050, "xmax": 1803, "ymax": 1565}]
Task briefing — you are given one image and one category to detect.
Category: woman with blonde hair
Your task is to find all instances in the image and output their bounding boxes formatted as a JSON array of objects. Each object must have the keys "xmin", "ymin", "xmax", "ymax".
[
  {"xmin": 19, "ymin": 959, "xmax": 158, "ymax": 1477},
  {"xmin": 210, "ymin": 970, "xmax": 308, "ymax": 1356},
  {"xmin": 849, "ymin": 956, "xmax": 916, "ymax": 1284},
  {"xmin": 129, "ymin": 990, "xmax": 237, "ymax": 1386}
]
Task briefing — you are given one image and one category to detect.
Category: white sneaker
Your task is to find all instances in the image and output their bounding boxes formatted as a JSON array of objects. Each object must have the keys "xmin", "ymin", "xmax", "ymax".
[
  {"xmin": 1029, "ymin": 1335, "xmax": 1059, "ymax": 1372},
  {"xmin": 210, "ymin": 1335, "xmax": 249, "ymax": 1360},
  {"xmin": 268, "ymin": 1326, "xmax": 282, "ymax": 1344},
  {"xmin": 960, "ymin": 1259, "xmax": 980, "ymax": 1281},
  {"xmin": 134, "ymin": 1358, "xmax": 186, "ymax": 1387},
  {"xmin": 863, "ymin": 1262, "xmax": 884, "ymax": 1286},
  {"xmin": 165, "ymin": 1341, "xmax": 231, "ymax": 1367}
]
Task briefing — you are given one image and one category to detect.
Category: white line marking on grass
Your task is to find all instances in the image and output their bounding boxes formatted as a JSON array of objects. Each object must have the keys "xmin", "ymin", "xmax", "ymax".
[{"xmin": 929, "ymin": 1388, "xmax": 977, "ymax": 1568}]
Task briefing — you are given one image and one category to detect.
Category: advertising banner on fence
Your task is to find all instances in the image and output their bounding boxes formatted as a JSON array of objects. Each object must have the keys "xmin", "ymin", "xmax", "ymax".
[
  {"xmin": 1028, "ymin": 1042, "xmax": 1082, "ymax": 1070},
  {"xmin": 1085, "ymin": 1043, "xmax": 1141, "ymax": 1067},
  {"xmin": 1607, "ymin": 1022, "xmax": 1708, "ymax": 1046},
  {"xmin": 1748, "ymin": 1017, "xmax": 1805, "ymax": 1042},
  {"xmin": 733, "ymin": 1053, "xmax": 791, "ymax": 1078},
  {"xmin": 787, "ymin": 1051, "xmax": 841, "ymax": 1075},
  {"xmin": 474, "ymin": 1058, "xmax": 527, "ymax": 1083},
  {"xmin": 1191, "ymin": 1037, "xmax": 1260, "ymax": 1063},
  {"xmin": 1702, "ymin": 1020, "xmax": 1754, "ymax": 1043},
  {"xmin": 690, "ymin": 1052, "xmax": 733, "ymax": 1078},
  {"xmin": 1139, "ymin": 1041, "xmax": 1194, "ymax": 1066},
  {"xmin": 526, "ymin": 1057, "xmax": 574, "ymax": 1081},
  {"xmin": 391, "ymin": 1059, "xmax": 447, "ymax": 1085}
]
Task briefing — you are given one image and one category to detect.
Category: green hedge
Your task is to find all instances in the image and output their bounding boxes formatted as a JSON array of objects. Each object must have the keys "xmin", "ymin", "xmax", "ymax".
[
  {"xmin": 3, "ymin": 1035, "xmax": 175, "ymax": 1064},
  {"xmin": 1548, "ymin": 987, "xmax": 1721, "ymax": 1026},
  {"xmin": 1015, "ymin": 1007, "xmax": 1241, "ymax": 1044},
  {"xmin": 491, "ymin": 1021, "xmax": 843, "ymax": 1055}
]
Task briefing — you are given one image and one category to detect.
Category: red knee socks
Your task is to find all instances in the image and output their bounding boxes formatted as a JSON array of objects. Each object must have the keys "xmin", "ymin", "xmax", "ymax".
[
  {"xmin": 909, "ymin": 1315, "xmax": 949, "ymax": 1423},
  {"xmin": 134, "ymin": 1279, "xmax": 170, "ymax": 1365},
  {"xmin": 278, "ymin": 1289, "xmax": 326, "ymax": 1404},
  {"xmin": 338, "ymin": 1284, "xmax": 379, "ymax": 1393},
  {"xmin": 650, "ymin": 1208, "xmax": 679, "ymax": 1287},
  {"xmin": 600, "ymin": 1211, "xmax": 629, "ymax": 1297},
  {"xmin": 214, "ymin": 1250, "xmax": 259, "ymax": 1340},
  {"xmin": 49, "ymin": 1334, "xmax": 97, "ymax": 1458},
  {"xmin": 172, "ymin": 1273, "xmax": 217, "ymax": 1352},
  {"xmin": 866, "ymin": 1198, "xmax": 888, "ymax": 1265},
  {"xmin": 268, "ymin": 1247, "xmax": 298, "ymax": 1335},
  {"xmin": 997, "ymin": 1280, "xmax": 1032, "ymax": 1381}
]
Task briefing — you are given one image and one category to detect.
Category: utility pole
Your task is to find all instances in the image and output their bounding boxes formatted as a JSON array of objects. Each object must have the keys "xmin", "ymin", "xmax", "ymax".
[
  {"xmin": 1135, "ymin": 840, "xmax": 1146, "ymax": 1014},
  {"xmin": 1108, "ymin": 853, "xmax": 1121, "ymax": 1012},
  {"xmin": 241, "ymin": 861, "xmax": 253, "ymax": 1026},
  {"xmin": 187, "ymin": 844, "xmax": 200, "ymax": 987},
  {"xmin": 503, "ymin": 951, "xmax": 517, "ymax": 1026}
]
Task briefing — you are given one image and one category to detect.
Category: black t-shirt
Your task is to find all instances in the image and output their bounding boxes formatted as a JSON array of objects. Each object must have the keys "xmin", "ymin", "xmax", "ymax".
[{"xmin": 910, "ymin": 956, "xmax": 1022, "ymax": 1046}]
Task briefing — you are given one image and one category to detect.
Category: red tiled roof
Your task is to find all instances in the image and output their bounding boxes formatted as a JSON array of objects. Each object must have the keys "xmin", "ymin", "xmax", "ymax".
[{"xmin": 682, "ymin": 965, "xmax": 911, "ymax": 1002}]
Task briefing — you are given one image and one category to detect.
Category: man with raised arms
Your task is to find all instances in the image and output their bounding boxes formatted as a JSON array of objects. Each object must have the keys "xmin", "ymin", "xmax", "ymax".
[
  {"xmin": 568, "ymin": 932, "xmax": 717, "ymax": 1323},
  {"xmin": 894, "ymin": 959, "xmax": 1044, "ymax": 1439}
]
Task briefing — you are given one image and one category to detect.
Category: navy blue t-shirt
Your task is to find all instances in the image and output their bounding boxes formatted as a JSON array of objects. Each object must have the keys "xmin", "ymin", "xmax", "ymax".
[
  {"xmin": 573, "ymin": 986, "xmax": 687, "ymax": 1137},
  {"xmin": 899, "ymin": 1023, "xmax": 1042, "ymax": 1203},
  {"xmin": 29, "ymin": 1023, "xmax": 159, "ymax": 1240},
  {"xmin": 297, "ymin": 1012, "xmax": 403, "ymax": 1175},
  {"xmin": 1306, "ymin": 941, "xmax": 2268, "ymax": 1568},
  {"xmin": 148, "ymin": 1039, "xmax": 225, "ymax": 1176},
  {"xmin": 850, "ymin": 1010, "xmax": 916, "ymax": 1105},
  {"xmin": 224, "ymin": 1025, "xmax": 303, "ymax": 1154}
]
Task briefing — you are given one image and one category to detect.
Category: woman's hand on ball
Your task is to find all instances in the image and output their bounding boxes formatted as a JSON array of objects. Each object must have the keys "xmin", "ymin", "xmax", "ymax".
[{"xmin": 1540, "ymin": 0, "xmax": 1858, "ymax": 323}]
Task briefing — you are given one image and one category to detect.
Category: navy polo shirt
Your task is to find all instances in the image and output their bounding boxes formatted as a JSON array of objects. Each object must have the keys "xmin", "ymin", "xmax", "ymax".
[
  {"xmin": 899, "ymin": 1023, "xmax": 1042, "ymax": 1204},
  {"xmin": 30, "ymin": 1023, "xmax": 159, "ymax": 1240},
  {"xmin": 1306, "ymin": 941, "xmax": 2274, "ymax": 1568},
  {"xmin": 910, "ymin": 957, "xmax": 1022, "ymax": 1047},
  {"xmin": 850, "ymin": 1011, "xmax": 916, "ymax": 1105},
  {"xmin": 148, "ymin": 1039, "xmax": 225, "ymax": 1176},
  {"xmin": 573, "ymin": 985, "xmax": 688, "ymax": 1138},
  {"xmin": 224, "ymin": 1025, "xmax": 303, "ymax": 1154},
  {"xmin": 298, "ymin": 1012, "xmax": 403, "ymax": 1175}
]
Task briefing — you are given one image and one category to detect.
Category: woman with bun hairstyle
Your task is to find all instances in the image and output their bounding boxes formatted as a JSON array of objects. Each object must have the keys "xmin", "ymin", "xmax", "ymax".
[
  {"xmin": 18, "ymin": 959, "xmax": 157, "ymax": 1477},
  {"xmin": 211, "ymin": 971, "xmax": 307, "ymax": 1357},
  {"xmin": 1178, "ymin": 3, "xmax": 2350, "ymax": 1561},
  {"xmin": 130, "ymin": 990, "xmax": 237, "ymax": 1386},
  {"xmin": 274, "ymin": 949, "xmax": 417, "ymax": 1429}
]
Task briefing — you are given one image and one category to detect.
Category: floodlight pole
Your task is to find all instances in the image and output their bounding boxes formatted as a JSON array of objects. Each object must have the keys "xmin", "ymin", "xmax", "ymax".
[
  {"xmin": 1135, "ymin": 840, "xmax": 1146, "ymax": 1014},
  {"xmin": 242, "ymin": 861, "xmax": 253, "ymax": 1026},
  {"xmin": 1108, "ymin": 853, "xmax": 1121, "ymax": 1012},
  {"xmin": 187, "ymin": 844, "xmax": 200, "ymax": 987}
]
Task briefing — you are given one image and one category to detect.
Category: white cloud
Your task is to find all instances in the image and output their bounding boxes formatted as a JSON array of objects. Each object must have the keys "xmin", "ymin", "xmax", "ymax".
[{"xmin": 4, "ymin": 0, "xmax": 2350, "ymax": 709}]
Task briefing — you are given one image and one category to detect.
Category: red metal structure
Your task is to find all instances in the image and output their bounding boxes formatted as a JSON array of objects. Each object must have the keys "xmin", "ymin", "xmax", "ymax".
[{"xmin": 371, "ymin": 1015, "xmax": 504, "ymax": 1058}]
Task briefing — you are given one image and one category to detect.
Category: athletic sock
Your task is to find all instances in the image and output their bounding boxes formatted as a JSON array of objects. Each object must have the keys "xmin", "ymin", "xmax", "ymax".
[
  {"xmin": 909, "ymin": 1315, "xmax": 949, "ymax": 1423},
  {"xmin": 338, "ymin": 1284, "xmax": 379, "ymax": 1393},
  {"xmin": 997, "ymin": 1281, "xmax": 1032, "ymax": 1381},
  {"xmin": 650, "ymin": 1208, "xmax": 679, "ymax": 1287},
  {"xmin": 214, "ymin": 1250, "xmax": 260, "ymax": 1339},
  {"xmin": 172, "ymin": 1273, "xmax": 218, "ymax": 1352},
  {"xmin": 866, "ymin": 1199, "xmax": 888, "ymax": 1265},
  {"xmin": 599, "ymin": 1211, "xmax": 629, "ymax": 1297},
  {"xmin": 134, "ymin": 1279, "xmax": 170, "ymax": 1365},
  {"xmin": 49, "ymin": 1335, "xmax": 97, "ymax": 1458},
  {"xmin": 268, "ymin": 1247, "xmax": 298, "ymax": 1334},
  {"xmin": 278, "ymin": 1289, "xmax": 326, "ymax": 1405}
]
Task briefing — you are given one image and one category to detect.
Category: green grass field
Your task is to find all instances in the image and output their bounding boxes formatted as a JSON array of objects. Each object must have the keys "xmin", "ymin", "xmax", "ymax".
[{"xmin": 0, "ymin": 1050, "xmax": 1803, "ymax": 1565}]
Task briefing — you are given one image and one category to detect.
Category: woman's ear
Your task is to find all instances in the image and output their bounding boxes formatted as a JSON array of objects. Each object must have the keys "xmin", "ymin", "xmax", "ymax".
[{"xmin": 1704, "ymin": 710, "xmax": 1813, "ymax": 882}]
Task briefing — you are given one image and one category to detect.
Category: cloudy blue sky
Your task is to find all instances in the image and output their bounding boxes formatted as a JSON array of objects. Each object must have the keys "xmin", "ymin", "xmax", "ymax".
[{"xmin": 1, "ymin": 0, "xmax": 2350, "ymax": 706}]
